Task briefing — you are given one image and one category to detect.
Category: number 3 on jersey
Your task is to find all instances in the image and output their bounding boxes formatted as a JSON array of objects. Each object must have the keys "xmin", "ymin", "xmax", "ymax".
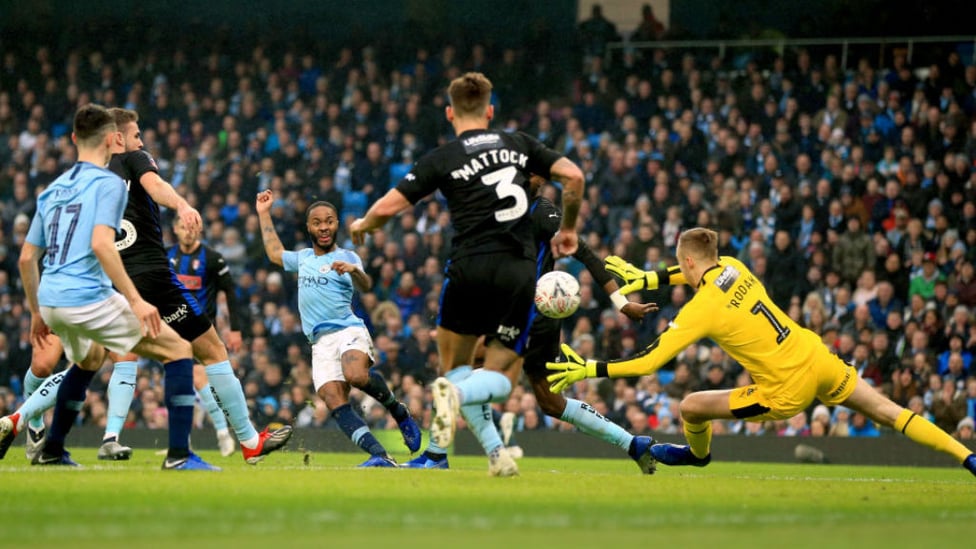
[{"xmin": 481, "ymin": 166, "xmax": 527, "ymax": 222}]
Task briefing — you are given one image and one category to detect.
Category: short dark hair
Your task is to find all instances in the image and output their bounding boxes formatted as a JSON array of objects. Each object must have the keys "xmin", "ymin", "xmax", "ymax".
[
  {"xmin": 108, "ymin": 107, "xmax": 138, "ymax": 127},
  {"xmin": 305, "ymin": 200, "xmax": 338, "ymax": 221},
  {"xmin": 73, "ymin": 104, "xmax": 116, "ymax": 146},
  {"xmin": 448, "ymin": 72, "xmax": 492, "ymax": 117}
]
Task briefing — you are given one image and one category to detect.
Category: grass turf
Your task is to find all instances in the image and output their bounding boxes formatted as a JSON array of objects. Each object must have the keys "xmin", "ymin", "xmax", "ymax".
[{"xmin": 1, "ymin": 447, "xmax": 972, "ymax": 549}]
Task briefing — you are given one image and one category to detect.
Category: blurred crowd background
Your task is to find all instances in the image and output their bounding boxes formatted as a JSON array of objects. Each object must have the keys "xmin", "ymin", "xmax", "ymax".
[{"xmin": 1, "ymin": 2, "xmax": 975, "ymax": 445}]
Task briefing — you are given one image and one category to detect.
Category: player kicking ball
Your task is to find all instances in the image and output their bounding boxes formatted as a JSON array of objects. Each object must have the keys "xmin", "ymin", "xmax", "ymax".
[
  {"xmin": 547, "ymin": 228, "xmax": 976, "ymax": 478},
  {"xmin": 257, "ymin": 191, "xmax": 421, "ymax": 466}
]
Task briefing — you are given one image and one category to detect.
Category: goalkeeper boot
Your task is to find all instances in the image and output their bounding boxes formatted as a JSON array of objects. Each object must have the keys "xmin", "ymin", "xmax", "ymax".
[
  {"xmin": 401, "ymin": 452, "xmax": 449, "ymax": 469},
  {"xmin": 430, "ymin": 377, "xmax": 459, "ymax": 448},
  {"xmin": 162, "ymin": 452, "xmax": 221, "ymax": 471},
  {"xmin": 488, "ymin": 446, "xmax": 519, "ymax": 477},
  {"xmin": 628, "ymin": 435, "xmax": 657, "ymax": 474},
  {"xmin": 964, "ymin": 454, "xmax": 976, "ymax": 477},
  {"xmin": 650, "ymin": 443, "xmax": 711, "ymax": 467}
]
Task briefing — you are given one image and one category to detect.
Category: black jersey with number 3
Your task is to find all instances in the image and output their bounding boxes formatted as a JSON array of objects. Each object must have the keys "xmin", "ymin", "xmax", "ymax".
[
  {"xmin": 396, "ymin": 129, "xmax": 563, "ymax": 261},
  {"xmin": 109, "ymin": 150, "xmax": 167, "ymax": 275}
]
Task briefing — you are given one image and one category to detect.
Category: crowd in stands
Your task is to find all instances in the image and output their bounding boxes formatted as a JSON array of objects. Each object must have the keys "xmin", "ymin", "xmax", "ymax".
[{"xmin": 1, "ymin": 14, "xmax": 976, "ymax": 445}]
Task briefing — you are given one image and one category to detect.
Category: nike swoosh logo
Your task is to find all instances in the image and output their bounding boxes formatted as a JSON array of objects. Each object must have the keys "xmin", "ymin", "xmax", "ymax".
[{"xmin": 548, "ymin": 214, "xmax": 559, "ymax": 218}]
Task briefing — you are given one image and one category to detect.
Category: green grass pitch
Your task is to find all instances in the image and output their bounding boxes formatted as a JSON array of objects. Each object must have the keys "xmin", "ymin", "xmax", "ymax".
[{"xmin": 1, "ymin": 447, "xmax": 972, "ymax": 549}]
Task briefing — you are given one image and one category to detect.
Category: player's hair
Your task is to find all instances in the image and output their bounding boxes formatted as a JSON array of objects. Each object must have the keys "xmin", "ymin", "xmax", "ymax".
[
  {"xmin": 72, "ymin": 104, "xmax": 117, "ymax": 147},
  {"xmin": 447, "ymin": 72, "xmax": 492, "ymax": 117},
  {"xmin": 306, "ymin": 200, "xmax": 338, "ymax": 221},
  {"xmin": 108, "ymin": 107, "xmax": 139, "ymax": 127},
  {"xmin": 678, "ymin": 227, "xmax": 719, "ymax": 261}
]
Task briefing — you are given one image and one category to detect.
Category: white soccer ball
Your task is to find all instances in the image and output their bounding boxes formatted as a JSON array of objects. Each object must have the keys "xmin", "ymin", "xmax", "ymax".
[{"xmin": 534, "ymin": 271, "xmax": 581, "ymax": 319}]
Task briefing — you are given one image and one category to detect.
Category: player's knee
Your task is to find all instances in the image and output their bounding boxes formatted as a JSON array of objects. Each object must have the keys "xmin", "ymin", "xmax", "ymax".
[
  {"xmin": 535, "ymin": 391, "xmax": 564, "ymax": 418},
  {"xmin": 679, "ymin": 398, "xmax": 707, "ymax": 424},
  {"xmin": 192, "ymin": 331, "xmax": 228, "ymax": 364}
]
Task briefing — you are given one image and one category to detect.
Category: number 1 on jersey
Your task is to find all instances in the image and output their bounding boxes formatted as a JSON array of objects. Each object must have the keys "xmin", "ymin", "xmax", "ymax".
[
  {"xmin": 481, "ymin": 166, "xmax": 527, "ymax": 222},
  {"xmin": 750, "ymin": 300, "xmax": 791, "ymax": 344}
]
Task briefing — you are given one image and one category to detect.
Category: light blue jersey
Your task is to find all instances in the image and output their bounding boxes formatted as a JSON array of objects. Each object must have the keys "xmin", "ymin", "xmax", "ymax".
[
  {"xmin": 282, "ymin": 247, "xmax": 367, "ymax": 342},
  {"xmin": 25, "ymin": 162, "xmax": 128, "ymax": 307}
]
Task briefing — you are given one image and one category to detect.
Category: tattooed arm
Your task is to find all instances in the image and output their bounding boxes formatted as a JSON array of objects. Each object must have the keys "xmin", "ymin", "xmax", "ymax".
[{"xmin": 255, "ymin": 190, "xmax": 285, "ymax": 266}]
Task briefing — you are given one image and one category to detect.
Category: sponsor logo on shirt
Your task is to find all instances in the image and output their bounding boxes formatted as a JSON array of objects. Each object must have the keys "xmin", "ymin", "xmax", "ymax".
[
  {"xmin": 176, "ymin": 274, "xmax": 202, "ymax": 290},
  {"xmin": 713, "ymin": 265, "xmax": 740, "ymax": 292}
]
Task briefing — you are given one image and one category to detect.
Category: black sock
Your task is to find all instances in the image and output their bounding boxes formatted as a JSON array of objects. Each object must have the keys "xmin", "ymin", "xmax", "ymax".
[
  {"xmin": 424, "ymin": 450, "xmax": 447, "ymax": 460},
  {"xmin": 332, "ymin": 403, "xmax": 386, "ymax": 456},
  {"xmin": 361, "ymin": 369, "xmax": 409, "ymax": 422},
  {"xmin": 44, "ymin": 366, "xmax": 96, "ymax": 456}
]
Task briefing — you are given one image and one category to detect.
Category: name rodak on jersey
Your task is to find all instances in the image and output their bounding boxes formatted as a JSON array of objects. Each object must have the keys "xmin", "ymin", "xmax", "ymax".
[{"xmin": 450, "ymin": 148, "xmax": 529, "ymax": 181}]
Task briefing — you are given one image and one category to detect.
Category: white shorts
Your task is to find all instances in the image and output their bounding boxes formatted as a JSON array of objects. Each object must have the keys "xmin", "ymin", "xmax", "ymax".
[
  {"xmin": 40, "ymin": 293, "xmax": 142, "ymax": 365},
  {"xmin": 310, "ymin": 326, "xmax": 375, "ymax": 391}
]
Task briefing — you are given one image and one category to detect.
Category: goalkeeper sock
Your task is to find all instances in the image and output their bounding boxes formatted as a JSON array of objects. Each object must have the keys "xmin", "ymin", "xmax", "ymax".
[
  {"xmin": 454, "ymin": 369, "xmax": 511, "ymax": 405},
  {"xmin": 205, "ymin": 360, "xmax": 259, "ymax": 448},
  {"xmin": 105, "ymin": 361, "xmax": 138, "ymax": 439},
  {"xmin": 332, "ymin": 403, "xmax": 387, "ymax": 456},
  {"xmin": 23, "ymin": 370, "xmax": 48, "ymax": 431},
  {"xmin": 197, "ymin": 383, "xmax": 228, "ymax": 431},
  {"xmin": 426, "ymin": 366, "xmax": 473, "ymax": 455},
  {"xmin": 44, "ymin": 366, "xmax": 96, "ymax": 456},
  {"xmin": 683, "ymin": 420, "xmax": 712, "ymax": 459},
  {"xmin": 18, "ymin": 370, "xmax": 65, "ymax": 431},
  {"xmin": 894, "ymin": 409, "xmax": 972, "ymax": 462},
  {"xmin": 461, "ymin": 402, "xmax": 504, "ymax": 455},
  {"xmin": 560, "ymin": 398, "xmax": 632, "ymax": 451}
]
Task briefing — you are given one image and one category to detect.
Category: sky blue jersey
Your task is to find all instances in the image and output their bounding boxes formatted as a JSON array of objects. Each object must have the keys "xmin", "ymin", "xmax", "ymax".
[
  {"xmin": 25, "ymin": 162, "xmax": 128, "ymax": 307},
  {"xmin": 282, "ymin": 247, "xmax": 367, "ymax": 342}
]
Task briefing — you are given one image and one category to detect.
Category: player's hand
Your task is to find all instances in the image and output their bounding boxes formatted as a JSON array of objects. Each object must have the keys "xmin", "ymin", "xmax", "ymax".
[
  {"xmin": 225, "ymin": 330, "xmax": 243, "ymax": 353},
  {"xmin": 621, "ymin": 301, "xmax": 658, "ymax": 321},
  {"xmin": 550, "ymin": 228, "xmax": 578, "ymax": 259},
  {"xmin": 331, "ymin": 260, "xmax": 357, "ymax": 275},
  {"xmin": 176, "ymin": 203, "xmax": 202, "ymax": 234},
  {"xmin": 546, "ymin": 343, "xmax": 596, "ymax": 393},
  {"xmin": 130, "ymin": 298, "xmax": 162, "ymax": 338},
  {"xmin": 349, "ymin": 218, "xmax": 369, "ymax": 246},
  {"xmin": 255, "ymin": 190, "xmax": 274, "ymax": 215},
  {"xmin": 605, "ymin": 255, "xmax": 659, "ymax": 295},
  {"xmin": 30, "ymin": 315, "xmax": 51, "ymax": 349}
]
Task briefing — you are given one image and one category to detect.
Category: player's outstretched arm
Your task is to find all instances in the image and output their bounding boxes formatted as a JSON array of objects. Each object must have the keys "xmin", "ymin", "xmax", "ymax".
[
  {"xmin": 349, "ymin": 189, "xmax": 412, "ymax": 246},
  {"xmin": 548, "ymin": 157, "xmax": 584, "ymax": 258},
  {"xmin": 92, "ymin": 224, "xmax": 161, "ymax": 338},
  {"xmin": 605, "ymin": 256, "xmax": 686, "ymax": 295},
  {"xmin": 574, "ymin": 240, "xmax": 657, "ymax": 320},
  {"xmin": 255, "ymin": 190, "xmax": 284, "ymax": 266},
  {"xmin": 139, "ymin": 172, "xmax": 201, "ymax": 234}
]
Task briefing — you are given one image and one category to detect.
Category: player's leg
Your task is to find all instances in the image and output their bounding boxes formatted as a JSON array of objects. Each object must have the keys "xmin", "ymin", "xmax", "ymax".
[
  {"xmin": 0, "ymin": 335, "xmax": 65, "ymax": 460},
  {"xmin": 131, "ymin": 322, "xmax": 219, "ymax": 471},
  {"xmin": 842, "ymin": 376, "xmax": 976, "ymax": 476},
  {"xmin": 100, "ymin": 351, "xmax": 139, "ymax": 460},
  {"xmin": 193, "ymin": 363, "xmax": 235, "ymax": 457},
  {"xmin": 526, "ymin": 364, "xmax": 655, "ymax": 474},
  {"xmin": 338, "ymin": 329, "xmax": 421, "ymax": 453},
  {"xmin": 650, "ymin": 388, "xmax": 741, "ymax": 467},
  {"xmin": 313, "ymin": 336, "xmax": 394, "ymax": 467}
]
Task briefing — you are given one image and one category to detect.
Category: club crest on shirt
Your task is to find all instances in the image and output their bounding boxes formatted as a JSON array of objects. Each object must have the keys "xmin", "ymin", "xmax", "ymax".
[
  {"xmin": 319, "ymin": 264, "xmax": 332, "ymax": 274},
  {"xmin": 192, "ymin": 259, "xmax": 200, "ymax": 270}
]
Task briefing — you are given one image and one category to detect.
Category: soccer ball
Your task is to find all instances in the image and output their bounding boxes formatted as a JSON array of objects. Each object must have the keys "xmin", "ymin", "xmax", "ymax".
[{"xmin": 534, "ymin": 271, "xmax": 581, "ymax": 319}]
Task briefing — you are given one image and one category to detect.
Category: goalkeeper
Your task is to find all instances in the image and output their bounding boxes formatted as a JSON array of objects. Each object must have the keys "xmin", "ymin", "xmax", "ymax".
[{"xmin": 547, "ymin": 227, "xmax": 976, "ymax": 477}]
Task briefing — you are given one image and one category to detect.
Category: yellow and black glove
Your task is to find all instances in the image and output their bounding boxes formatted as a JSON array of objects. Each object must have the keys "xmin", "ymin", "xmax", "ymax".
[
  {"xmin": 605, "ymin": 255, "xmax": 659, "ymax": 295},
  {"xmin": 546, "ymin": 343, "xmax": 598, "ymax": 393}
]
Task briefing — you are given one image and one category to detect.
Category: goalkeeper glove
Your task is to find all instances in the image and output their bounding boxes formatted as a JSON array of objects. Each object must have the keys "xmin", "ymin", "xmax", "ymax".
[
  {"xmin": 605, "ymin": 255, "xmax": 659, "ymax": 295},
  {"xmin": 546, "ymin": 343, "xmax": 598, "ymax": 393}
]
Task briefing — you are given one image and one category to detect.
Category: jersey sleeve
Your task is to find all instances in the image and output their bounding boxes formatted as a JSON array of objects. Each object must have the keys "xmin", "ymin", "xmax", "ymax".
[
  {"xmin": 127, "ymin": 149, "xmax": 160, "ymax": 181},
  {"xmin": 518, "ymin": 132, "xmax": 564, "ymax": 179},
  {"xmin": 346, "ymin": 249, "xmax": 365, "ymax": 270},
  {"xmin": 395, "ymin": 155, "xmax": 439, "ymax": 204},
  {"xmin": 602, "ymin": 298, "xmax": 714, "ymax": 377},
  {"xmin": 93, "ymin": 177, "xmax": 128, "ymax": 229},
  {"xmin": 25, "ymin": 208, "xmax": 47, "ymax": 248},
  {"xmin": 281, "ymin": 250, "xmax": 300, "ymax": 272}
]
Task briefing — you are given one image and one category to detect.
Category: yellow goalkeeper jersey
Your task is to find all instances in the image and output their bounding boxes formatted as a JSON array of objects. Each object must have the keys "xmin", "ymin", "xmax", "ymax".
[{"xmin": 606, "ymin": 256, "xmax": 827, "ymax": 390}]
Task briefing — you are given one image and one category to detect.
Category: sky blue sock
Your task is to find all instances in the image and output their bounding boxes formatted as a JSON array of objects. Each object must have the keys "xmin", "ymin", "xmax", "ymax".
[
  {"xmin": 43, "ymin": 366, "xmax": 95, "ymax": 456},
  {"xmin": 454, "ymin": 369, "xmax": 512, "ymax": 405},
  {"xmin": 332, "ymin": 403, "xmax": 386, "ymax": 456},
  {"xmin": 426, "ymin": 366, "xmax": 474, "ymax": 455},
  {"xmin": 18, "ymin": 371, "xmax": 64, "ymax": 430},
  {"xmin": 105, "ymin": 361, "xmax": 138, "ymax": 439},
  {"xmin": 23, "ymin": 370, "xmax": 48, "ymax": 431},
  {"xmin": 205, "ymin": 360, "xmax": 258, "ymax": 444},
  {"xmin": 561, "ymin": 398, "xmax": 632, "ymax": 451},
  {"xmin": 197, "ymin": 383, "xmax": 228, "ymax": 431},
  {"xmin": 460, "ymin": 402, "xmax": 503, "ymax": 455},
  {"xmin": 164, "ymin": 359, "xmax": 195, "ymax": 459}
]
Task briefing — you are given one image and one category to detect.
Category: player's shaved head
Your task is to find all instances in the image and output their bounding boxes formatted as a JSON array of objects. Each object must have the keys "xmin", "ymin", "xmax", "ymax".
[
  {"xmin": 678, "ymin": 227, "xmax": 719, "ymax": 261},
  {"xmin": 448, "ymin": 72, "xmax": 492, "ymax": 117},
  {"xmin": 73, "ymin": 104, "xmax": 117, "ymax": 148}
]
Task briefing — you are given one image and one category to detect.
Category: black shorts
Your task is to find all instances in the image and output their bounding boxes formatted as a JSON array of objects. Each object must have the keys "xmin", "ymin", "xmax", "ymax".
[
  {"xmin": 521, "ymin": 314, "xmax": 561, "ymax": 379},
  {"xmin": 438, "ymin": 254, "xmax": 536, "ymax": 352},
  {"xmin": 131, "ymin": 270, "xmax": 212, "ymax": 342}
]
